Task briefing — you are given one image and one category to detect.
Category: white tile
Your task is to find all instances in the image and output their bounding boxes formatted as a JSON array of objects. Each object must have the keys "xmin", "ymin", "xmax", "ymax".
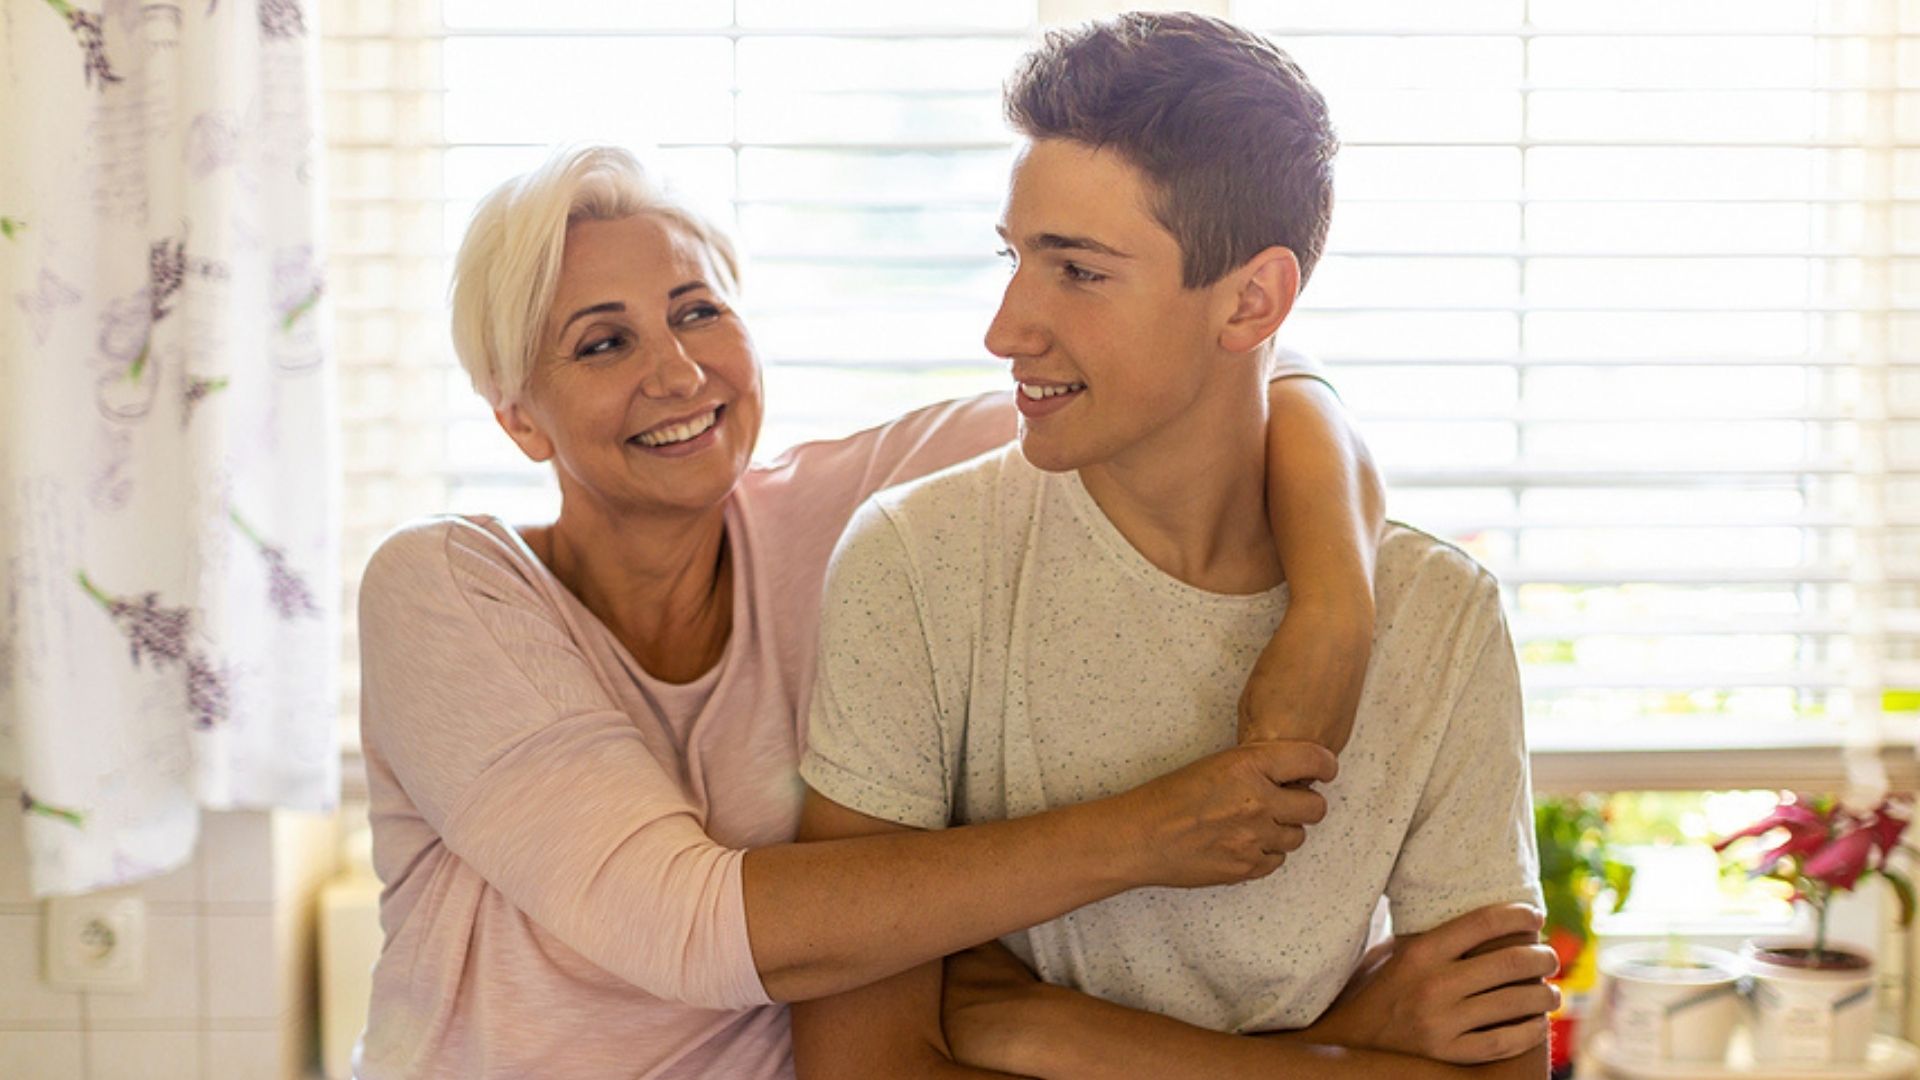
[
  {"xmin": 87, "ymin": 915, "xmax": 201, "ymax": 1023},
  {"xmin": 200, "ymin": 812, "xmax": 274, "ymax": 907},
  {"xmin": 0, "ymin": 1030, "xmax": 85, "ymax": 1080},
  {"xmin": 86, "ymin": 1029, "xmax": 200, "ymax": 1080},
  {"xmin": 203, "ymin": 913, "xmax": 279, "ymax": 1021},
  {"xmin": 133, "ymin": 856, "xmax": 200, "ymax": 908},
  {"xmin": 206, "ymin": 1029, "xmax": 282, "ymax": 1080},
  {"xmin": 0, "ymin": 914, "xmax": 84, "ymax": 1025}
]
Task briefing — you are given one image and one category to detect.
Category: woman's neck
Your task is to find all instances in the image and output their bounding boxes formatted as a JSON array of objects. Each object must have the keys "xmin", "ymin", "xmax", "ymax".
[{"xmin": 530, "ymin": 500, "xmax": 733, "ymax": 684}]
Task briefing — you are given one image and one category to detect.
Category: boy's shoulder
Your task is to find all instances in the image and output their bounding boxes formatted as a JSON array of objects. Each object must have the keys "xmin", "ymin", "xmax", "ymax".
[
  {"xmin": 862, "ymin": 442, "xmax": 1045, "ymax": 541},
  {"xmin": 1373, "ymin": 522, "xmax": 1509, "ymax": 654}
]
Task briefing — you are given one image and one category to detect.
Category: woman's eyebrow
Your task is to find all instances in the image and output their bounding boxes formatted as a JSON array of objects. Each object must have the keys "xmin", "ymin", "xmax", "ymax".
[{"xmin": 560, "ymin": 301, "xmax": 624, "ymax": 334}]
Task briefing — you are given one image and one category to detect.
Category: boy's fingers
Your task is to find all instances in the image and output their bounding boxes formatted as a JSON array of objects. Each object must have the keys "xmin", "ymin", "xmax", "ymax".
[
  {"xmin": 1246, "ymin": 740, "xmax": 1339, "ymax": 786},
  {"xmin": 1449, "ymin": 1015, "xmax": 1551, "ymax": 1064},
  {"xmin": 1421, "ymin": 903, "xmax": 1545, "ymax": 962}
]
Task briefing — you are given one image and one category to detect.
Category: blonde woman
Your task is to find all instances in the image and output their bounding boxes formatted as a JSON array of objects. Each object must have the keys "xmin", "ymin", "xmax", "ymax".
[{"xmin": 354, "ymin": 146, "xmax": 1384, "ymax": 1078}]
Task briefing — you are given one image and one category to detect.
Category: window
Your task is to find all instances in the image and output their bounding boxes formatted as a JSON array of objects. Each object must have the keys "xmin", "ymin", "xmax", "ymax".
[{"xmin": 322, "ymin": 0, "xmax": 1919, "ymax": 797}]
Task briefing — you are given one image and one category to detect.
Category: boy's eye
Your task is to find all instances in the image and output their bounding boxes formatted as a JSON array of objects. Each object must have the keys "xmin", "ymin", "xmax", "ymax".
[
  {"xmin": 995, "ymin": 246, "xmax": 1017, "ymax": 272},
  {"xmin": 1063, "ymin": 261, "xmax": 1106, "ymax": 284}
]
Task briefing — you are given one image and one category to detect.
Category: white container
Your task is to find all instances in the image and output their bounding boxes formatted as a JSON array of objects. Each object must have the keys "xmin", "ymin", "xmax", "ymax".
[
  {"xmin": 1600, "ymin": 943, "xmax": 1743, "ymax": 1064},
  {"xmin": 1741, "ymin": 940, "xmax": 1875, "ymax": 1065}
]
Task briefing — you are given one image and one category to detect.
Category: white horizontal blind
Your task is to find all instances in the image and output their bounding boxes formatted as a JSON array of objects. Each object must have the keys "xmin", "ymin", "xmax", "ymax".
[
  {"xmin": 1234, "ymin": 0, "xmax": 1918, "ymax": 784},
  {"xmin": 323, "ymin": 0, "xmax": 1918, "ymax": 789}
]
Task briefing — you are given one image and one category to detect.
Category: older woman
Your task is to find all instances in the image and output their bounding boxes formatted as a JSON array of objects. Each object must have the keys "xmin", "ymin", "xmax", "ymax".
[{"xmin": 354, "ymin": 146, "xmax": 1384, "ymax": 1079}]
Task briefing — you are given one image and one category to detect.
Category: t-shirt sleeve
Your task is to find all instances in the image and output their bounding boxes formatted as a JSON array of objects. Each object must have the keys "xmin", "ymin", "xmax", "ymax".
[
  {"xmin": 1384, "ymin": 582, "xmax": 1544, "ymax": 935},
  {"xmin": 798, "ymin": 500, "xmax": 957, "ymax": 831},
  {"xmin": 357, "ymin": 521, "xmax": 769, "ymax": 1010},
  {"xmin": 754, "ymin": 392, "xmax": 1015, "ymax": 532}
]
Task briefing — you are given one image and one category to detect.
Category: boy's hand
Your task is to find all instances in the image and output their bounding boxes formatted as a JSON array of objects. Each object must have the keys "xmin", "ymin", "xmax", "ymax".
[
  {"xmin": 1305, "ymin": 903, "xmax": 1559, "ymax": 1063},
  {"xmin": 1237, "ymin": 597, "xmax": 1371, "ymax": 753},
  {"xmin": 942, "ymin": 942, "xmax": 1056, "ymax": 1076}
]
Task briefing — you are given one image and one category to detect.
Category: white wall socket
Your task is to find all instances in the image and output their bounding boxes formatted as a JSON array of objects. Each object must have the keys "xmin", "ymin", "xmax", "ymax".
[{"xmin": 44, "ymin": 892, "xmax": 146, "ymax": 992}]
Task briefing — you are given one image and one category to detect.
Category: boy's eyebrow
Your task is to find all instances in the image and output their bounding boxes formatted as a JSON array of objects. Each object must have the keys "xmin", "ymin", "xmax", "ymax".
[{"xmin": 995, "ymin": 224, "xmax": 1132, "ymax": 260}]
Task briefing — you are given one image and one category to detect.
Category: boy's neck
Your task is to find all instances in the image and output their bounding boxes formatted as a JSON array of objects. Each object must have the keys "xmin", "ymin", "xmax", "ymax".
[{"xmin": 1076, "ymin": 367, "xmax": 1283, "ymax": 596}]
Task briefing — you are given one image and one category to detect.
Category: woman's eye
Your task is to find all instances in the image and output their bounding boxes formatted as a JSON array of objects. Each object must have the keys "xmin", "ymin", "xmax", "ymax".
[
  {"xmin": 674, "ymin": 302, "xmax": 723, "ymax": 327},
  {"xmin": 576, "ymin": 333, "xmax": 625, "ymax": 359}
]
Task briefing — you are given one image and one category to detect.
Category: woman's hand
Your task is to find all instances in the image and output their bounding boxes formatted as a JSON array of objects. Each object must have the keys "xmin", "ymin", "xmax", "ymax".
[
  {"xmin": 942, "ymin": 942, "xmax": 1057, "ymax": 1077},
  {"xmin": 1307, "ymin": 903, "xmax": 1559, "ymax": 1063},
  {"xmin": 1106, "ymin": 740, "xmax": 1336, "ymax": 890}
]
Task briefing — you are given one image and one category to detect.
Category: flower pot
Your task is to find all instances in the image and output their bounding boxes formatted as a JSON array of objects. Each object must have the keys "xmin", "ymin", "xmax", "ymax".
[
  {"xmin": 1599, "ymin": 943, "xmax": 1742, "ymax": 1064},
  {"xmin": 1742, "ymin": 939, "xmax": 1876, "ymax": 1064}
]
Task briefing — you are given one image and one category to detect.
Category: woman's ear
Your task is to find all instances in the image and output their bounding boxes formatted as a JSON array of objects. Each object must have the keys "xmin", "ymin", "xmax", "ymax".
[
  {"xmin": 494, "ymin": 401, "xmax": 556, "ymax": 463},
  {"xmin": 1218, "ymin": 245, "xmax": 1300, "ymax": 355}
]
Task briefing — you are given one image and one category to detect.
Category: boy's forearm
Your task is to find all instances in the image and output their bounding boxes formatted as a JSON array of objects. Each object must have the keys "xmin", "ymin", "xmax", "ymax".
[{"xmin": 1007, "ymin": 988, "xmax": 1547, "ymax": 1080}]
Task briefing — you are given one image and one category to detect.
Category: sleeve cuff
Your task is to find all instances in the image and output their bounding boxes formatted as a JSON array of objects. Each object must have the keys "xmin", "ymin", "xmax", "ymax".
[{"xmin": 799, "ymin": 752, "xmax": 950, "ymax": 832}]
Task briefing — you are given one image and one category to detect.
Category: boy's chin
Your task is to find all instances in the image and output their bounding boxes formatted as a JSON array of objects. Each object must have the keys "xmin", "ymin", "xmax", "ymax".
[{"xmin": 1017, "ymin": 429, "xmax": 1095, "ymax": 474}]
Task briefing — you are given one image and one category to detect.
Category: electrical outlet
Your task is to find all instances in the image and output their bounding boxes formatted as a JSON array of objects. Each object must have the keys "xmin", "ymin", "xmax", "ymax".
[{"xmin": 44, "ymin": 892, "xmax": 146, "ymax": 992}]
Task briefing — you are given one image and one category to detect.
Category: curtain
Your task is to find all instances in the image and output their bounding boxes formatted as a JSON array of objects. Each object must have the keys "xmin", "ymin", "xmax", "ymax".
[{"xmin": 0, "ymin": 0, "xmax": 338, "ymax": 896}]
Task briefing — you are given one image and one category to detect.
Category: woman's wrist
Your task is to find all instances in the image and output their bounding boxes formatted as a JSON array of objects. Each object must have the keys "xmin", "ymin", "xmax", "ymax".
[{"xmin": 1006, "ymin": 983, "xmax": 1103, "ymax": 1080}]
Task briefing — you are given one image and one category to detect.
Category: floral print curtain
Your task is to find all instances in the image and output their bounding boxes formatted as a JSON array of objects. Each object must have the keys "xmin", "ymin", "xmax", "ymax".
[{"xmin": 1, "ymin": 0, "xmax": 338, "ymax": 896}]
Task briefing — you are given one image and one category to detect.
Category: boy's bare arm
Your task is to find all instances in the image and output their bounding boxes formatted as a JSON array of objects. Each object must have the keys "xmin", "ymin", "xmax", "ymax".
[
  {"xmin": 944, "ymin": 906, "xmax": 1556, "ymax": 1080},
  {"xmin": 1246, "ymin": 374, "xmax": 1387, "ymax": 752}
]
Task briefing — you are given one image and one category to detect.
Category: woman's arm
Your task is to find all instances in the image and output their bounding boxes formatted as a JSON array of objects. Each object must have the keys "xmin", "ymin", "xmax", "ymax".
[
  {"xmin": 1246, "ymin": 372, "xmax": 1386, "ymax": 752},
  {"xmin": 360, "ymin": 521, "xmax": 1334, "ymax": 1011}
]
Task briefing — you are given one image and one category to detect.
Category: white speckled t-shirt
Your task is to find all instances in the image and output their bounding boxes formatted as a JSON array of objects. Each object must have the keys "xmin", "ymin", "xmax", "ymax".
[{"xmin": 800, "ymin": 445, "xmax": 1541, "ymax": 1034}]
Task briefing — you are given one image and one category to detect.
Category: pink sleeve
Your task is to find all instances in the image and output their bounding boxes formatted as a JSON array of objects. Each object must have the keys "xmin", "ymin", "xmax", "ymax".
[
  {"xmin": 751, "ymin": 391, "xmax": 1017, "ymax": 530},
  {"xmin": 357, "ymin": 521, "xmax": 770, "ymax": 1010}
]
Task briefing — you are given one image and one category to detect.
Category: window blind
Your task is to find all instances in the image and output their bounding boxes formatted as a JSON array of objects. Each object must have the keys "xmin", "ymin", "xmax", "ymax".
[
  {"xmin": 1234, "ymin": 0, "xmax": 1919, "ymax": 790},
  {"xmin": 321, "ymin": 0, "xmax": 1919, "ymax": 795}
]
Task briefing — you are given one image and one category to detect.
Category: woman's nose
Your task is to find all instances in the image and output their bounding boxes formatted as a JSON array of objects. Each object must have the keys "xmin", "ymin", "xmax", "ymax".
[{"xmin": 640, "ymin": 333, "xmax": 706, "ymax": 399}]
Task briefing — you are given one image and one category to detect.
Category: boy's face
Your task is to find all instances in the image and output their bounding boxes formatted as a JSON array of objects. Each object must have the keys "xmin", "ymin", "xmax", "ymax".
[{"xmin": 988, "ymin": 138, "xmax": 1229, "ymax": 474}]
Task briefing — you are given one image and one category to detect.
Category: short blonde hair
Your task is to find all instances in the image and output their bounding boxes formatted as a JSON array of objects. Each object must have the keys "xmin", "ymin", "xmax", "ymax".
[{"xmin": 449, "ymin": 145, "xmax": 743, "ymax": 407}]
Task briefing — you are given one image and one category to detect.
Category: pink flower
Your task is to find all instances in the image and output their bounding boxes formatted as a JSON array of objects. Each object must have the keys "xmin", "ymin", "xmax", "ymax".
[
  {"xmin": 1805, "ymin": 827, "xmax": 1876, "ymax": 890},
  {"xmin": 1713, "ymin": 802, "xmax": 1827, "ymax": 853}
]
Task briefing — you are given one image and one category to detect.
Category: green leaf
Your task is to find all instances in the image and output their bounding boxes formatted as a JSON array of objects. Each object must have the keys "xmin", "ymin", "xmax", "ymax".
[
  {"xmin": 1884, "ymin": 868, "xmax": 1917, "ymax": 927},
  {"xmin": 0, "ymin": 217, "xmax": 22, "ymax": 240}
]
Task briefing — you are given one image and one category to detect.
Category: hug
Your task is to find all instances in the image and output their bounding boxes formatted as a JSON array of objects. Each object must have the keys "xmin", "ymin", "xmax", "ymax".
[{"xmin": 357, "ymin": 13, "xmax": 1552, "ymax": 1079}]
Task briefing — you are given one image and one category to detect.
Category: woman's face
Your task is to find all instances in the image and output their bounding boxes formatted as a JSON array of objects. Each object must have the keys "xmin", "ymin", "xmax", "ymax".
[{"xmin": 498, "ymin": 213, "xmax": 763, "ymax": 521}]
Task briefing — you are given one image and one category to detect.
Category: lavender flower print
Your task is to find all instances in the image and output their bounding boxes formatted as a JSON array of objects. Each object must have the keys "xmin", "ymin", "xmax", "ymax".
[
  {"xmin": 185, "ymin": 653, "xmax": 230, "ymax": 729},
  {"xmin": 43, "ymin": 0, "xmax": 124, "ymax": 88},
  {"xmin": 182, "ymin": 375, "xmax": 229, "ymax": 426},
  {"xmin": 230, "ymin": 511, "xmax": 319, "ymax": 618},
  {"xmin": 273, "ymin": 246, "xmax": 322, "ymax": 332},
  {"xmin": 77, "ymin": 571, "xmax": 191, "ymax": 667},
  {"xmin": 76, "ymin": 572, "xmax": 232, "ymax": 728},
  {"xmin": 258, "ymin": 0, "xmax": 304, "ymax": 39},
  {"xmin": 20, "ymin": 790, "xmax": 86, "ymax": 828}
]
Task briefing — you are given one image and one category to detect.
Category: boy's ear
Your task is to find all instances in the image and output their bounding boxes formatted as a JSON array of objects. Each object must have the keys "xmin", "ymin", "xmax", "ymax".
[
  {"xmin": 494, "ymin": 401, "xmax": 556, "ymax": 463},
  {"xmin": 1217, "ymin": 245, "xmax": 1300, "ymax": 355}
]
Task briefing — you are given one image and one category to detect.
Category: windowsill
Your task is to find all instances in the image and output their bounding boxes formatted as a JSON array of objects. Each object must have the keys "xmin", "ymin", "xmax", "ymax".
[{"xmin": 1528, "ymin": 718, "xmax": 1920, "ymax": 794}]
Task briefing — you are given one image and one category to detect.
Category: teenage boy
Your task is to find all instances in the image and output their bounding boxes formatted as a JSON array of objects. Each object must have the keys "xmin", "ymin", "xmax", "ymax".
[{"xmin": 793, "ymin": 13, "xmax": 1552, "ymax": 1079}]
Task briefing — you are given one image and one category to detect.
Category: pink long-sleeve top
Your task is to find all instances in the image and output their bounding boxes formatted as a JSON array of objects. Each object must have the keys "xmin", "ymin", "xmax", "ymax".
[{"xmin": 354, "ymin": 394, "xmax": 1014, "ymax": 1079}]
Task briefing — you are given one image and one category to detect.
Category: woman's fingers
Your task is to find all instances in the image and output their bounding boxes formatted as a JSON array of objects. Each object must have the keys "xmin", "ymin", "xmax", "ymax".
[{"xmin": 1451, "ymin": 943, "xmax": 1560, "ymax": 997}]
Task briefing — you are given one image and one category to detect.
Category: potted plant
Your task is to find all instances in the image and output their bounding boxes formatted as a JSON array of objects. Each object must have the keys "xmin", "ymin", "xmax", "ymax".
[
  {"xmin": 1714, "ymin": 793, "xmax": 1914, "ymax": 1063},
  {"xmin": 1534, "ymin": 796, "xmax": 1634, "ymax": 1076}
]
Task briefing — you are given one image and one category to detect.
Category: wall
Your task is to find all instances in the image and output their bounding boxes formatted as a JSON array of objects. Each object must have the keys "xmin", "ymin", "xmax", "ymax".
[{"xmin": 0, "ymin": 783, "xmax": 338, "ymax": 1080}]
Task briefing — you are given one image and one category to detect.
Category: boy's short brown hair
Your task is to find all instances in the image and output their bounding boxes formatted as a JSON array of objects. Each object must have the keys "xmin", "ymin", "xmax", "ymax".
[{"xmin": 1004, "ymin": 12, "xmax": 1338, "ymax": 289}]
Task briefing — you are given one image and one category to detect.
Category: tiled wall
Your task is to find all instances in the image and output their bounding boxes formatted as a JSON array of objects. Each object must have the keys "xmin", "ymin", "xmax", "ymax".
[{"xmin": 0, "ymin": 783, "xmax": 339, "ymax": 1080}]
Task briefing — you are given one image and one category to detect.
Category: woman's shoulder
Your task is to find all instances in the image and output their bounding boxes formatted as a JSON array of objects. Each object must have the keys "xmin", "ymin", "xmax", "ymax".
[{"xmin": 362, "ymin": 514, "xmax": 546, "ymax": 607}]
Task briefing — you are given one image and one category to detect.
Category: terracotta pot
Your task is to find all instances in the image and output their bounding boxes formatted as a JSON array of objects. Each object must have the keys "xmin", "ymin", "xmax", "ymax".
[
  {"xmin": 1599, "ymin": 943, "xmax": 1743, "ymax": 1064},
  {"xmin": 1742, "ymin": 939, "xmax": 1876, "ymax": 1064}
]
